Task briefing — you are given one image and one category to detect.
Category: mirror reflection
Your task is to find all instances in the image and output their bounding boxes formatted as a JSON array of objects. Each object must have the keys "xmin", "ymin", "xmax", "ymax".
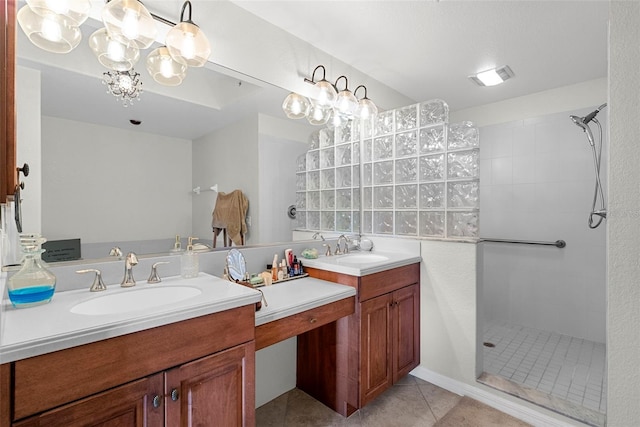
[{"xmin": 15, "ymin": 13, "xmax": 314, "ymax": 264}]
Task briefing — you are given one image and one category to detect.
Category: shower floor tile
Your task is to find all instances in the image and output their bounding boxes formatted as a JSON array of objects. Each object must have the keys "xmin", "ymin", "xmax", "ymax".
[{"xmin": 482, "ymin": 321, "xmax": 607, "ymax": 417}]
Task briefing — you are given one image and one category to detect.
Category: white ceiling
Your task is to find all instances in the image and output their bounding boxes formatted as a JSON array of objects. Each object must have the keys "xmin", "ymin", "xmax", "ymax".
[
  {"xmin": 18, "ymin": 1, "xmax": 609, "ymax": 139},
  {"xmin": 232, "ymin": 0, "xmax": 609, "ymax": 110}
]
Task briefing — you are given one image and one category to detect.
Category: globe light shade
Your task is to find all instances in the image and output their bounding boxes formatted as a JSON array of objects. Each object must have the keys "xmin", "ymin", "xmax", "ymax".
[
  {"xmin": 146, "ymin": 46, "xmax": 188, "ymax": 86},
  {"xmin": 282, "ymin": 93, "xmax": 310, "ymax": 119},
  {"xmin": 26, "ymin": 0, "xmax": 91, "ymax": 26},
  {"xmin": 357, "ymin": 97, "xmax": 378, "ymax": 119},
  {"xmin": 102, "ymin": 0, "xmax": 157, "ymax": 49},
  {"xmin": 307, "ymin": 102, "xmax": 332, "ymax": 126},
  {"xmin": 328, "ymin": 109, "xmax": 350, "ymax": 129},
  {"xmin": 89, "ymin": 28, "xmax": 140, "ymax": 71},
  {"xmin": 313, "ymin": 79, "xmax": 338, "ymax": 107},
  {"xmin": 334, "ymin": 89, "xmax": 359, "ymax": 117},
  {"xmin": 17, "ymin": 5, "xmax": 82, "ymax": 53},
  {"xmin": 166, "ymin": 22, "xmax": 211, "ymax": 67}
]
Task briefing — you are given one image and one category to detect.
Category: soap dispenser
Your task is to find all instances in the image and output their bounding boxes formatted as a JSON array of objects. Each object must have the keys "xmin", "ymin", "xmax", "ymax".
[{"xmin": 180, "ymin": 237, "xmax": 199, "ymax": 279}]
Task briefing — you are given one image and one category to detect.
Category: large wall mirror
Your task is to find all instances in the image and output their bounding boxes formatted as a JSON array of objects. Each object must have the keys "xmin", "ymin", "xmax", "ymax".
[{"xmin": 13, "ymin": 7, "xmax": 315, "ymax": 263}]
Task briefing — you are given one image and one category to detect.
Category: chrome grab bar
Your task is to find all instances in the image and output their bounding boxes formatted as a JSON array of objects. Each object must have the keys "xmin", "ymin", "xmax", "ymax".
[{"xmin": 480, "ymin": 238, "xmax": 566, "ymax": 248}]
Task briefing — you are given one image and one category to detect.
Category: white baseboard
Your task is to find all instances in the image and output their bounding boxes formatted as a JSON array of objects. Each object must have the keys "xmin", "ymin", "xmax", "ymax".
[{"xmin": 410, "ymin": 366, "xmax": 589, "ymax": 427}]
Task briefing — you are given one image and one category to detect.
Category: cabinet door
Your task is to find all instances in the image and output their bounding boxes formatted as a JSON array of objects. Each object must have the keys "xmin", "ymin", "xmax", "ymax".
[
  {"xmin": 359, "ymin": 293, "xmax": 393, "ymax": 407},
  {"xmin": 165, "ymin": 342, "xmax": 255, "ymax": 427},
  {"xmin": 14, "ymin": 374, "xmax": 164, "ymax": 427},
  {"xmin": 392, "ymin": 283, "xmax": 420, "ymax": 383}
]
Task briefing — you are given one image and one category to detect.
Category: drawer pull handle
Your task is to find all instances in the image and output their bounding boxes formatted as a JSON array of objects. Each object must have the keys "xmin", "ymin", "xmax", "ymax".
[
  {"xmin": 171, "ymin": 388, "xmax": 180, "ymax": 401},
  {"xmin": 152, "ymin": 395, "xmax": 162, "ymax": 408},
  {"xmin": 309, "ymin": 318, "xmax": 317, "ymax": 324}
]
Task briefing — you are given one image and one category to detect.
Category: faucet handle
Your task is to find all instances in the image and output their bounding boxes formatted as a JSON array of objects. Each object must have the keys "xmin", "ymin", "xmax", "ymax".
[
  {"xmin": 148, "ymin": 261, "xmax": 170, "ymax": 284},
  {"xmin": 323, "ymin": 243, "xmax": 332, "ymax": 257},
  {"xmin": 109, "ymin": 246, "xmax": 123, "ymax": 257},
  {"xmin": 76, "ymin": 269, "xmax": 107, "ymax": 292}
]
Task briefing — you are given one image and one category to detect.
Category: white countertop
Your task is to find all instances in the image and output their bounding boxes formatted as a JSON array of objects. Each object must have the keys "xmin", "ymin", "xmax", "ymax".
[
  {"xmin": 300, "ymin": 251, "xmax": 421, "ymax": 276},
  {"xmin": 0, "ymin": 272, "xmax": 358, "ymax": 364},
  {"xmin": 255, "ymin": 277, "xmax": 356, "ymax": 326},
  {"xmin": 0, "ymin": 273, "xmax": 262, "ymax": 363}
]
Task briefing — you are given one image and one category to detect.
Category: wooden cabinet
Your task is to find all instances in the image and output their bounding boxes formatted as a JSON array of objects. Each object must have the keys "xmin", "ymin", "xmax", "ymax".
[
  {"xmin": 3, "ymin": 305, "xmax": 256, "ymax": 427},
  {"xmin": 165, "ymin": 343, "xmax": 254, "ymax": 426},
  {"xmin": 300, "ymin": 262, "xmax": 420, "ymax": 416},
  {"xmin": 14, "ymin": 374, "xmax": 165, "ymax": 427},
  {"xmin": 14, "ymin": 343, "xmax": 254, "ymax": 427},
  {"xmin": 360, "ymin": 283, "xmax": 420, "ymax": 406}
]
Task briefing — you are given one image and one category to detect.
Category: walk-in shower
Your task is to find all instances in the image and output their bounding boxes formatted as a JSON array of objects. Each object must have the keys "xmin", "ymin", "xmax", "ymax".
[
  {"xmin": 479, "ymin": 107, "xmax": 608, "ymax": 427},
  {"xmin": 570, "ymin": 103, "xmax": 607, "ymax": 229}
]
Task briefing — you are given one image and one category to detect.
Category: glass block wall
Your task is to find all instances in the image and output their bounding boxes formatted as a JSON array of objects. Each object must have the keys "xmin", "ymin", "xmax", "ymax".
[{"xmin": 295, "ymin": 99, "xmax": 480, "ymax": 240}]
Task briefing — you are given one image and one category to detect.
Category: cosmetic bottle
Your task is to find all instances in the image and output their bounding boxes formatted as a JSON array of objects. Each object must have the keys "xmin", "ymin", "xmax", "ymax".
[
  {"xmin": 8, "ymin": 234, "xmax": 56, "ymax": 308},
  {"xmin": 180, "ymin": 237, "xmax": 199, "ymax": 279}
]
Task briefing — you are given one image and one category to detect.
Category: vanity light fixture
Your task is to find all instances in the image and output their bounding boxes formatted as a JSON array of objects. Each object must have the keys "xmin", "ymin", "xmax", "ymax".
[
  {"xmin": 103, "ymin": 69, "xmax": 143, "ymax": 106},
  {"xmin": 469, "ymin": 65, "xmax": 515, "ymax": 87},
  {"xmin": 89, "ymin": 28, "xmax": 140, "ymax": 72},
  {"xmin": 146, "ymin": 46, "xmax": 188, "ymax": 86},
  {"xmin": 165, "ymin": 1, "xmax": 211, "ymax": 67},
  {"xmin": 354, "ymin": 85, "xmax": 378, "ymax": 119},
  {"xmin": 306, "ymin": 101, "xmax": 332, "ymax": 126},
  {"xmin": 282, "ymin": 92, "xmax": 311, "ymax": 120},
  {"xmin": 102, "ymin": 0, "xmax": 158, "ymax": 50},
  {"xmin": 16, "ymin": 0, "xmax": 90, "ymax": 53},
  {"xmin": 333, "ymin": 76, "xmax": 359, "ymax": 117},
  {"xmin": 281, "ymin": 64, "xmax": 378, "ymax": 126},
  {"xmin": 304, "ymin": 65, "xmax": 338, "ymax": 107}
]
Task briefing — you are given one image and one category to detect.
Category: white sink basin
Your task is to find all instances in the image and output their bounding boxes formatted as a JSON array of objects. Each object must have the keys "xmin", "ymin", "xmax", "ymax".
[
  {"xmin": 335, "ymin": 254, "xmax": 390, "ymax": 264},
  {"xmin": 71, "ymin": 286, "xmax": 202, "ymax": 316}
]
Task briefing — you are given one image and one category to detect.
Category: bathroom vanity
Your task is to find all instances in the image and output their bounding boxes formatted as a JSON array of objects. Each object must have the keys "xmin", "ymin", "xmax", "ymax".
[
  {"xmin": 299, "ymin": 252, "xmax": 421, "ymax": 416},
  {"xmin": 0, "ymin": 274, "xmax": 262, "ymax": 426},
  {"xmin": 0, "ymin": 272, "xmax": 357, "ymax": 426}
]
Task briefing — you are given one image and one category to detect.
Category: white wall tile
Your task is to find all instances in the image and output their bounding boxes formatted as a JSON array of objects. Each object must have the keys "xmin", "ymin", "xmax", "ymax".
[{"xmin": 480, "ymin": 108, "xmax": 606, "ymax": 343}]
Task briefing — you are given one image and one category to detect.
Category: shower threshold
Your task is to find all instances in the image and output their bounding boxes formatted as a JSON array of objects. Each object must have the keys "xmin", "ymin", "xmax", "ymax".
[
  {"xmin": 478, "ymin": 372, "xmax": 604, "ymax": 427},
  {"xmin": 481, "ymin": 321, "xmax": 606, "ymax": 427}
]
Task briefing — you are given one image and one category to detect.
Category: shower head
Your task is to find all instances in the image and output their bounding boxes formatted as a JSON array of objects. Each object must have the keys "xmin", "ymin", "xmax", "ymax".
[
  {"xmin": 570, "ymin": 114, "xmax": 595, "ymax": 146},
  {"xmin": 570, "ymin": 114, "xmax": 587, "ymax": 130}
]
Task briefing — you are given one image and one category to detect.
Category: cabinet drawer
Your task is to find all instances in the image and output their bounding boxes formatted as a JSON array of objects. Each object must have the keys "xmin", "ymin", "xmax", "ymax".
[
  {"xmin": 255, "ymin": 296, "xmax": 355, "ymax": 350},
  {"xmin": 359, "ymin": 263, "xmax": 420, "ymax": 301}
]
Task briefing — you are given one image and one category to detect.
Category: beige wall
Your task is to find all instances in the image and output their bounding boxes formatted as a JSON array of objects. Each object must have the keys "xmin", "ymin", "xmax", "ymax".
[{"xmin": 606, "ymin": 2, "xmax": 640, "ymax": 425}]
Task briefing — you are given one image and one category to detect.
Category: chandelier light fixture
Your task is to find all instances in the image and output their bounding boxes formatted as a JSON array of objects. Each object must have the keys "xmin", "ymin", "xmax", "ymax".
[
  {"xmin": 18, "ymin": 0, "xmax": 212, "ymax": 93},
  {"xmin": 281, "ymin": 64, "xmax": 378, "ymax": 126},
  {"xmin": 103, "ymin": 69, "xmax": 143, "ymax": 106}
]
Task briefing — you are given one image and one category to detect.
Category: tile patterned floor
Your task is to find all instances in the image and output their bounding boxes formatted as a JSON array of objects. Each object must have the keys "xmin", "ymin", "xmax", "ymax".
[
  {"xmin": 256, "ymin": 375, "xmax": 531, "ymax": 427},
  {"xmin": 482, "ymin": 320, "xmax": 606, "ymax": 425}
]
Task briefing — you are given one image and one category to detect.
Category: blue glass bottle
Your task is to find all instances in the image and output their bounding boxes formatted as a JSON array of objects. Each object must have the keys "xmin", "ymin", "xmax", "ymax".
[{"xmin": 8, "ymin": 234, "xmax": 56, "ymax": 308}]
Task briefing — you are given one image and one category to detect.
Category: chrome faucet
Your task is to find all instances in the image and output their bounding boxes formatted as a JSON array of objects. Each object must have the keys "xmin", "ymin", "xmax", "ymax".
[
  {"xmin": 121, "ymin": 252, "xmax": 138, "ymax": 287},
  {"xmin": 335, "ymin": 235, "xmax": 350, "ymax": 255}
]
